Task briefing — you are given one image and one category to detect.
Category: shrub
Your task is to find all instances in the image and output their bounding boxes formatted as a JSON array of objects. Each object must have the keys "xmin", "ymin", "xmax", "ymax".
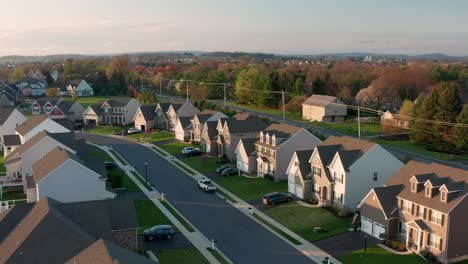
[
  {"xmin": 420, "ymin": 250, "xmax": 437, "ymax": 261},
  {"xmin": 397, "ymin": 243, "xmax": 406, "ymax": 251},
  {"xmin": 390, "ymin": 240, "xmax": 400, "ymax": 249},
  {"xmin": 264, "ymin": 174, "xmax": 275, "ymax": 181},
  {"xmin": 306, "ymin": 199, "xmax": 319, "ymax": 205}
]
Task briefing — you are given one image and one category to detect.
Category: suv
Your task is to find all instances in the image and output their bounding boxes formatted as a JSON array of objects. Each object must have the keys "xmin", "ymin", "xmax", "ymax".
[
  {"xmin": 262, "ymin": 192, "xmax": 293, "ymax": 206},
  {"xmin": 143, "ymin": 225, "xmax": 175, "ymax": 241},
  {"xmin": 221, "ymin": 167, "xmax": 239, "ymax": 176},
  {"xmin": 181, "ymin": 147, "xmax": 196, "ymax": 154},
  {"xmin": 216, "ymin": 164, "xmax": 232, "ymax": 174},
  {"xmin": 197, "ymin": 177, "xmax": 216, "ymax": 192}
]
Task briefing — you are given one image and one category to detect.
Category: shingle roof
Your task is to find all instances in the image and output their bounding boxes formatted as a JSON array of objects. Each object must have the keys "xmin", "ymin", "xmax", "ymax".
[
  {"xmin": 385, "ymin": 161, "xmax": 468, "ymax": 213},
  {"xmin": 225, "ymin": 116, "xmax": 268, "ymax": 134},
  {"xmin": 295, "ymin": 149, "xmax": 314, "ymax": 181},
  {"xmin": 178, "ymin": 116, "xmax": 193, "ymax": 129},
  {"xmin": 69, "ymin": 79, "xmax": 83, "ymax": 86},
  {"xmin": 89, "ymin": 104, "xmax": 102, "ymax": 115},
  {"xmin": 302, "ymin": 94, "xmax": 342, "ymax": 107},
  {"xmin": 53, "ymin": 118, "xmax": 74, "ymax": 132},
  {"xmin": 204, "ymin": 121, "xmax": 218, "ymax": 141},
  {"xmin": 372, "ymin": 185, "xmax": 403, "ymax": 219},
  {"xmin": 170, "ymin": 103, "xmax": 184, "ymax": 112},
  {"xmin": 200, "ymin": 109, "xmax": 218, "ymax": 115},
  {"xmin": 195, "ymin": 113, "xmax": 214, "ymax": 124},
  {"xmin": 336, "ymin": 149, "xmax": 363, "ymax": 171},
  {"xmin": 0, "ymin": 203, "xmax": 34, "ymax": 243},
  {"xmin": 323, "ymin": 136, "xmax": 375, "ymax": 153},
  {"xmin": 0, "ymin": 107, "xmax": 16, "ymax": 125},
  {"xmin": 263, "ymin": 123, "xmax": 301, "ymax": 138},
  {"xmin": 138, "ymin": 105, "xmax": 156, "ymax": 121},
  {"xmin": 56, "ymin": 101, "xmax": 74, "ymax": 113},
  {"xmin": 15, "ymin": 115, "xmax": 48, "ymax": 136},
  {"xmin": 2, "ymin": 134, "xmax": 21, "ymax": 146},
  {"xmin": 104, "ymin": 97, "xmax": 133, "ymax": 107},
  {"xmin": 157, "ymin": 102, "xmax": 172, "ymax": 113},
  {"xmin": 239, "ymin": 138, "xmax": 258, "ymax": 157},
  {"xmin": 31, "ymin": 147, "xmax": 81, "ymax": 184}
]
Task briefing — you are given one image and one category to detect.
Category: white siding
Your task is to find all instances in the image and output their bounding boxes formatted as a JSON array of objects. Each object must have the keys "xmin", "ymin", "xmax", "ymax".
[
  {"xmin": 174, "ymin": 120, "xmax": 186, "ymax": 141},
  {"xmin": 124, "ymin": 99, "xmax": 142, "ymax": 125},
  {"xmin": 19, "ymin": 119, "xmax": 71, "ymax": 143},
  {"xmin": 0, "ymin": 109, "xmax": 27, "ymax": 137},
  {"xmin": 37, "ymin": 159, "xmax": 107, "ymax": 203}
]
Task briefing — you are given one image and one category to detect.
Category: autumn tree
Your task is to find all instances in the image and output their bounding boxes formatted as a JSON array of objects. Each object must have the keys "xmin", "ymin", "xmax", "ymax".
[{"xmin": 452, "ymin": 104, "xmax": 468, "ymax": 151}]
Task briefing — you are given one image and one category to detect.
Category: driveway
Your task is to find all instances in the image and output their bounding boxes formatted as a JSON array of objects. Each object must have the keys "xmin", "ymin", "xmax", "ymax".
[
  {"xmin": 138, "ymin": 234, "xmax": 193, "ymax": 251},
  {"xmin": 314, "ymin": 231, "xmax": 381, "ymax": 257},
  {"xmin": 78, "ymin": 133, "xmax": 314, "ymax": 264}
]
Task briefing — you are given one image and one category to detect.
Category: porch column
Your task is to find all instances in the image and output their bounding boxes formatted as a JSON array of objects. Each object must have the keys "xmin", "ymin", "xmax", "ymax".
[
  {"xmin": 406, "ymin": 227, "xmax": 410, "ymax": 248},
  {"xmin": 417, "ymin": 229, "xmax": 421, "ymax": 252}
]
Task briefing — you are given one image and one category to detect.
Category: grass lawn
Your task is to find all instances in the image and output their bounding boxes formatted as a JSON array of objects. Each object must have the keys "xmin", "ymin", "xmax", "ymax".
[
  {"xmin": 109, "ymin": 149, "xmax": 128, "ymax": 165},
  {"xmin": 1, "ymin": 190, "xmax": 27, "ymax": 201},
  {"xmin": 86, "ymin": 144, "xmax": 113, "ymax": 162},
  {"xmin": 253, "ymin": 213, "xmax": 302, "ymax": 245},
  {"xmin": 207, "ymin": 248, "xmax": 229, "ymax": 264},
  {"xmin": 130, "ymin": 171, "xmax": 153, "ymax": 191},
  {"xmin": 337, "ymin": 246, "xmax": 427, "ymax": 264},
  {"xmin": 134, "ymin": 199, "xmax": 174, "ymax": 234},
  {"xmin": 152, "ymin": 147, "xmax": 168, "ymax": 156},
  {"xmin": 215, "ymin": 176, "xmax": 287, "ymax": 201},
  {"xmin": 0, "ymin": 153, "xmax": 5, "ymax": 172},
  {"xmin": 263, "ymin": 202, "xmax": 351, "ymax": 242},
  {"xmin": 87, "ymin": 125, "xmax": 125, "ymax": 135},
  {"xmin": 127, "ymin": 132, "xmax": 174, "ymax": 142},
  {"xmin": 182, "ymin": 156, "xmax": 234, "ymax": 175},
  {"xmin": 64, "ymin": 96, "xmax": 110, "ymax": 108},
  {"xmin": 160, "ymin": 200, "xmax": 195, "ymax": 232},
  {"xmin": 311, "ymin": 121, "xmax": 382, "ymax": 137},
  {"xmin": 155, "ymin": 248, "xmax": 209, "ymax": 264},
  {"xmin": 159, "ymin": 142, "xmax": 194, "ymax": 155},
  {"xmin": 373, "ymin": 139, "xmax": 468, "ymax": 161}
]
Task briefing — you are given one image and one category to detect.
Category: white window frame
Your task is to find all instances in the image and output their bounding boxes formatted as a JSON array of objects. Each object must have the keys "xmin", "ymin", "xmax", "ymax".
[
  {"xmin": 429, "ymin": 234, "xmax": 441, "ymax": 249},
  {"xmin": 430, "ymin": 210, "xmax": 443, "ymax": 225}
]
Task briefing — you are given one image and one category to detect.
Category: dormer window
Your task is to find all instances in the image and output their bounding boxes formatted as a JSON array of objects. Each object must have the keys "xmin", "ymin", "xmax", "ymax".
[
  {"xmin": 425, "ymin": 186, "xmax": 432, "ymax": 197},
  {"xmin": 272, "ymin": 137, "xmax": 276, "ymax": 146},
  {"xmin": 266, "ymin": 135, "xmax": 270, "ymax": 144},
  {"xmin": 441, "ymin": 191, "xmax": 446, "ymax": 202},
  {"xmin": 411, "ymin": 182, "xmax": 417, "ymax": 192},
  {"xmin": 260, "ymin": 133, "xmax": 264, "ymax": 143}
]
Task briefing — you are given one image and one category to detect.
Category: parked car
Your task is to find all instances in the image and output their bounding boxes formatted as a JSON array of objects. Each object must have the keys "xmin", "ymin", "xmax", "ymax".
[
  {"xmin": 143, "ymin": 225, "xmax": 176, "ymax": 241},
  {"xmin": 221, "ymin": 168, "xmax": 239, "ymax": 177},
  {"xmin": 184, "ymin": 148, "xmax": 203, "ymax": 157},
  {"xmin": 105, "ymin": 162, "xmax": 117, "ymax": 170},
  {"xmin": 262, "ymin": 192, "xmax": 293, "ymax": 206},
  {"xmin": 127, "ymin": 128, "xmax": 140, "ymax": 134},
  {"xmin": 197, "ymin": 177, "xmax": 217, "ymax": 192},
  {"xmin": 216, "ymin": 164, "xmax": 232, "ymax": 174},
  {"xmin": 181, "ymin": 147, "xmax": 196, "ymax": 154},
  {"xmin": 73, "ymin": 121, "xmax": 84, "ymax": 129}
]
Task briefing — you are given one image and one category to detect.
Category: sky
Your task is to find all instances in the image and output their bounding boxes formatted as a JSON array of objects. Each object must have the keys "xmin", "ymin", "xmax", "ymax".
[{"xmin": 1, "ymin": 0, "xmax": 468, "ymax": 56}]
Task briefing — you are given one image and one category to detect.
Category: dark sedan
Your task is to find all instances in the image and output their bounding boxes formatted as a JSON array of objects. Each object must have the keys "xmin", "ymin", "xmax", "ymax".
[
  {"xmin": 143, "ymin": 225, "xmax": 176, "ymax": 241},
  {"xmin": 184, "ymin": 148, "xmax": 203, "ymax": 157},
  {"xmin": 221, "ymin": 167, "xmax": 239, "ymax": 176},
  {"xmin": 263, "ymin": 192, "xmax": 293, "ymax": 205}
]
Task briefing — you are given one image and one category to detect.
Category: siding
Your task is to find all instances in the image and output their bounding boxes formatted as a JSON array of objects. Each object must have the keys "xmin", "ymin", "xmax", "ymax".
[
  {"xmin": 20, "ymin": 119, "xmax": 71, "ymax": 143},
  {"xmin": 360, "ymin": 191, "xmax": 387, "ymax": 224},
  {"xmin": 447, "ymin": 195, "xmax": 468, "ymax": 261},
  {"xmin": 1, "ymin": 109, "xmax": 27, "ymax": 137}
]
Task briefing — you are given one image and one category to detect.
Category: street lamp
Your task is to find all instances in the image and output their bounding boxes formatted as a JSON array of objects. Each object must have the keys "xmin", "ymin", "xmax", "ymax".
[{"xmin": 145, "ymin": 162, "xmax": 148, "ymax": 186}]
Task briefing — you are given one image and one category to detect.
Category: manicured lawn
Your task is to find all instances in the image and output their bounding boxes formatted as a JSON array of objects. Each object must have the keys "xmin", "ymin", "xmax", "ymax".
[
  {"xmin": 373, "ymin": 139, "xmax": 468, "ymax": 161},
  {"xmin": 109, "ymin": 149, "xmax": 128, "ymax": 165},
  {"xmin": 64, "ymin": 96, "xmax": 110, "ymax": 108},
  {"xmin": 86, "ymin": 144, "xmax": 113, "ymax": 162},
  {"xmin": 152, "ymin": 147, "xmax": 168, "ymax": 156},
  {"xmin": 337, "ymin": 246, "xmax": 427, "ymax": 264},
  {"xmin": 127, "ymin": 132, "xmax": 174, "ymax": 142},
  {"xmin": 215, "ymin": 176, "xmax": 287, "ymax": 201},
  {"xmin": 311, "ymin": 121, "xmax": 382, "ymax": 137},
  {"xmin": 159, "ymin": 142, "xmax": 194, "ymax": 155},
  {"xmin": 160, "ymin": 200, "xmax": 195, "ymax": 232},
  {"xmin": 182, "ymin": 156, "xmax": 234, "ymax": 175},
  {"xmin": 130, "ymin": 171, "xmax": 153, "ymax": 191},
  {"xmin": 0, "ymin": 153, "xmax": 5, "ymax": 172},
  {"xmin": 87, "ymin": 125, "xmax": 125, "ymax": 135},
  {"xmin": 263, "ymin": 202, "xmax": 351, "ymax": 242},
  {"xmin": 253, "ymin": 213, "xmax": 302, "ymax": 245},
  {"xmin": 155, "ymin": 248, "xmax": 209, "ymax": 264},
  {"xmin": 207, "ymin": 248, "xmax": 229, "ymax": 264},
  {"xmin": 0, "ymin": 191, "xmax": 26, "ymax": 201},
  {"xmin": 134, "ymin": 199, "xmax": 174, "ymax": 234}
]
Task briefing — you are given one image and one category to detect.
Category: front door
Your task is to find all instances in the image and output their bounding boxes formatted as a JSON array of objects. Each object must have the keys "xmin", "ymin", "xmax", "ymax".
[
  {"xmin": 322, "ymin": 186, "xmax": 328, "ymax": 201},
  {"xmin": 141, "ymin": 125, "xmax": 146, "ymax": 132}
]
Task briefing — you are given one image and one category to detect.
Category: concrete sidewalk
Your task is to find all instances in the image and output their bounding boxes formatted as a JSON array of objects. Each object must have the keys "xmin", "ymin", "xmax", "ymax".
[{"xmin": 90, "ymin": 143, "xmax": 231, "ymax": 264}]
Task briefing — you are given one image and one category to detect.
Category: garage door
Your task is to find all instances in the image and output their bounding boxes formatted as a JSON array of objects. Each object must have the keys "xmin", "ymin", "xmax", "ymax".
[
  {"xmin": 361, "ymin": 216, "xmax": 373, "ymax": 236},
  {"xmin": 288, "ymin": 181, "xmax": 295, "ymax": 195},
  {"xmin": 373, "ymin": 221, "xmax": 386, "ymax": 239},
  {"xmin": 295, "ymin": 184, "xmax": 304, "ymax": 199}
]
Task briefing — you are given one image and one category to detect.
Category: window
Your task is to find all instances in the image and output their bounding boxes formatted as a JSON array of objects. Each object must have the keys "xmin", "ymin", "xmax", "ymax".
[
  {"xmin": 312, "ymin": 166, "xmax": 321, "ymax": 176},
  {"xmin": 313, "ymin": 184, "xmax": 321, "ymax": 194},
  {"xmin": 441, "ymin": 191, "xmax": 446, "ymax": 202},
  {"xmin": 431, "ymin": 211, "xmax": 442, "ymax": 225},
  {"xmin": 429, "ymin": 234, "xmax": 441, "ymax": 249},
  {"xmin": 426, "ymin": 186, "xmax": 432, "ymax": 197},
  {"xmin": 401, "ymin": 200, "xmax": 412, "ymax": 213},
  {"xmin": 335, "ymin": 173, "xmax": 343, "ymax": 184},
  {"xmin": 411, "ymin": 182, "xmax": 417, "ymax": 192},
  {"xmin": 400, "ymin": 222, "xmax": 407, "ymax": 236},
  {"xmin": 294, "ymin": 161, "xmax": 299, "ymax": 167},
  {"xmin": 373, "ymin": 172, "xmax": 378, "ymax": 181},
  {"xmin": 418, "ymin": 206, "xmax": 425, "ymax": 218},
  {"xmin": 334, "ymin": 192, "xmax": 343, "ymax": 203}
]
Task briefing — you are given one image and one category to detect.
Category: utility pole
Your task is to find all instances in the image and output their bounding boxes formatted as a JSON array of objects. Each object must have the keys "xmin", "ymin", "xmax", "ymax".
[
  {"xmin": 223, "ymin": 83, "xmax": 227, "ymax": 107},
  {"xmin": 282, "ymin": 90, "xmax": 285, "ymax": 121},
  {"xmin": 358, "ymin": 106, "xmax": 361, "ymax": 139},
  {"xmin": 186, "ymin": 80, "xmax": 189, "ymax": 102}
]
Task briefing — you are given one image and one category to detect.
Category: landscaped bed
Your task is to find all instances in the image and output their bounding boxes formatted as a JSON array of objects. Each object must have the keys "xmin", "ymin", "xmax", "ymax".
[
  {"xmin": 337, "ymin": 245, "xmax": 427, "ymax": 264},
  {"xmin": 262, "ymin": 202, "xmax": 351, "ymax": 242},
  {"xmin": 215, "ymin": 176, "xmax": 287, "ymax": 201},
  {"xmin": 155, "ymin": 248, "xmax": 209, "ymax": 264}
]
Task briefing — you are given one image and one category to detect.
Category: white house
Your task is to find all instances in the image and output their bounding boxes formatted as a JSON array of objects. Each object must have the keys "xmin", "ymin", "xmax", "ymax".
[
  {"xmin": 302, "ymin": 94, "xmax": 347, "ymax": 123},
  {"xmin": 192, "ymin": 110, "xmax": 228, "ymax": 144},
  {"xmin": 0, "ymin": 107, "xmax": 27, "ymax": 148},
  {"xmin": 235, "ymin": 138, "xmax": 258, "ymax": 174},
  {"xmin": 308, "ymin": 136, "xmax": 404, "ymax": 209},
  {"xmin": 15, "ymin": 115, "xmax": 71, "ymax": 144},
  {"xmin": 83, "ymin": 97, "xmax": 141, "ymax": 126},
  {"xmin": 27, "ymin": 147, "xmax": 115, "ymax": 203},
  {"xmin": 286, "ymin": 149, "xmax": 314, "ymax": 199},
  {"xmin": 174, "ymin": 116, "xmax": 193, "ymax": 142}
]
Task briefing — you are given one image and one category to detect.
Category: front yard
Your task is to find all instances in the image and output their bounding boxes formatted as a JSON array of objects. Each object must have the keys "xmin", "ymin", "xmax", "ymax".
[
  {"xmin": 0, "ymin": 153, "xmax": 5, "ymax": 173},
  {"xmin": 155, "ymin": 248, "xmax": 209, "ymax": 264},
  {"xmin": 215, "ymin": 176, "xmax": 287, "ymax": 201},
  {"xmin": 262, "ymin": 202, "xmax": 351, "ymax": 242},
  {"xmin": 134, "ymin": 199, "xmax": 174, "ymax": 234},
  {"xmin": 87, "ymin": 125, "xmax": 125, "ymax": 135},
  {"xmin": 127, "ymin": 131, "xmax": 174, "ymax": 143},
  {"xmin": 159, "ymin": 142, "xmax": 194, "ymax": 155},
  {"xmin": 1, "ymin": 190, "xmax": 26, "ymax": 201},
  {"xmin": 183, "ymin": 156, "xmax": 234, "ymax": 175},
  {"xmin": 337, "ymin": 246, "xmax": 427, "ymax": 264}
]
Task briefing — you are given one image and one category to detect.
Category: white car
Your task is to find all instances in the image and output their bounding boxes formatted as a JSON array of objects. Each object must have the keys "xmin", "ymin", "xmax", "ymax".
[
  {"xmin": 127, "ymin": 128, "xmax": 140, "ymax": 134},
  {"xmin": 181, "ymin": 147, "xmax": 197, "ymax": 154},
  {"xmin": 197, "ymin": 177, "xmax": 216, "ymax": 192}
]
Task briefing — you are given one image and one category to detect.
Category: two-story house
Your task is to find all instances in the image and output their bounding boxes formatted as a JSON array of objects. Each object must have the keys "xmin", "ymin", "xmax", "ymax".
[
  {"xmin": 359, "ymin": 161, "xmax": 468, "ymax": 263},
  {"xmin": 62, "ymin": 79, "xmax": 94, "ymax": 97},
  {"xmin": 174, "ymin": 116, "xmax": 194, "ymax": 142},
  {"xmin": 286, "ymin": 149, "xmax": 315, "ymax": 199},
  {"xmin": 31, "ymin": 97, "xmax": 85, "ymax": 121},
  {"xmin": 190, "ymin": 110, "xmax": 228, "ymax": 144},
  {"xmin": 217, "ymin": 114, "xmax": 268, "ymax": 160},
  {"xmin": 154, "ymin": 102, "xmax": 174, "ymax": 130},
  {"xmin": 16, "ymin": 77, "xmax": 47, "ymax": 97},
  {"xmin": 166, "ymin": 101, "xmax": 199, "ymax": 132},
  {"xmin": 0, "ymin": 81, "xmax": 19, "ymax": 106},
  {"xmin": 0, "ymin": 107, "xmax": 27, "ymax": 149},
  {"xmin": 15, "ymin": 115, "xmax": 72, "ymax": 143},
  {"xmin": 83, "ymin": 97, "xmax": 141, "ymax": 126},
  {"xmin": 308, "ymin": 136, "xmax": 404, "ymax": 209},
  {"xmin": 235, "ymin": 137, "xmax": 259, "ymax": 174},
  {"xmin": 202, "ymin": 120, "xmax": 221, "ymax": 155},
  {"xmin": 302, "ymin": 94, "xmax": 347, "ymax": 123},
  {"xmin": 254, "ymin": 123, "xmax": 322, "ymax": 180},
  {"xmin": 133, "ymin": 105, "xmax": 156, "ymax": 131}
]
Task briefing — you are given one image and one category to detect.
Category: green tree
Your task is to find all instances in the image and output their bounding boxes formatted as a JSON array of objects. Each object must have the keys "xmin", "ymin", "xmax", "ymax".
[
  {"xmin": 452, "ymin": 104, "xmax": 468, "ymax": 151},
  {"xmin": 11, "ymin": 68, "xmax": 25, "ymax": 82},
  {"xmin": 235, "ymin": 67, "xmax": 261, "ymax": 104},
  {"xmin": 312, "ymin": 76, "xmax": 325, "ymax": 94},
  {"xmin": 294, "ymin": 77, "xmax": 304, "ymax": 95}
]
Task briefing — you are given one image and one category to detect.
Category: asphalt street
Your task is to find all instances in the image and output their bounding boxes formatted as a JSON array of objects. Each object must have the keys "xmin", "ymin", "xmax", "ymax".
[{"xmin": 78, "ymin": 133, "xmax": 313, "ymax": 264}]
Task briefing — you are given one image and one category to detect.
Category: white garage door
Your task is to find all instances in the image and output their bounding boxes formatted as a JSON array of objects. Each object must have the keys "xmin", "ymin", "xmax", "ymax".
[
  {"xmin": 373, "ymin": 221, "xmax": 386, "ymax": 239},
  {"xmin": 288, "ymin": 181, "xmax": 295, "ymax": 195},
  {"xmin": 361, "ymin": 216, "xmax": 373, "ymax": 236},
  {"xmin": 295, "ymin": 184, "xmax": 304, "ymax": 199}
]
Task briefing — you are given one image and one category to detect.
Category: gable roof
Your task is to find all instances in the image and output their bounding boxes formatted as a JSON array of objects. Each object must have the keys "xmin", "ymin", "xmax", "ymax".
[
  {"xmin": 295, "ymin": 149, "xmax": 314, "ymax": 180},
  {"xmin": 52, "ymin": 118, "xmax": 74, "ymax": 132},
  {"xmin": 195, "ymin": 113, "xmax": 214, "ymax": 124},
  {"xmin": 200, "ymin": 109, "xmax": 218, "ymax": 115},
  {"xmin": 302, "ymin": 94, "xmax": 342, "ymax": 107},
  {"xmin": 385, "ymin": 161, "xmax": 468, "ymax": 213},
  {"xmin": 177, "ymin": 116, "xmax": 193, "ymax": 129},
  {"xmin": 102, "ymin": 97, "xmax": 133, "ymax": 107},
  {"xmin": 0, "ymin": 107, "xmax": 16, "ymax": 125},
  {"xmin": 372, "ymin": 185, "xmax": 403, "ymax": 219},
  {"xmin": 336, "ymin": 149, "xmax": 363, "ymax": 171},
  {"xmin": 31, "ymin": 147, "xmax": 81, "ymax": 184},
  {"xmin": 225, "ymin": 116, "xmax": 268, "ymax": 134},
  {"xmin": 137, "ymin": 105, "xmax": 156, "ymax": 120},
  {"xmin": 157, "ymin": 102, "xmax": 172, "ymax": 113},
  {"xmin": 69, "ymin": 79, "xmax": 83, "ymax": 86},
  {"xmin": 15, "ymin": 115, "xmax": 48, "ymax": 135},
  {"xmin": 263, "ymin": 123, "xmax": 301, "ymax": 138},
  {"xmin": 2, "ymin": 134, "xmax": 21, "ymax": 146},
  {"xmin": 204, "ymin": 120, "xmax": 218, "ymax": 141},
  {"xmin": 323, "ymin": 136, "xmax": 376, "ymax": 153},
  {"xmin": 239, "ymin": 138, "xmax": 258, "ymax": 157}
]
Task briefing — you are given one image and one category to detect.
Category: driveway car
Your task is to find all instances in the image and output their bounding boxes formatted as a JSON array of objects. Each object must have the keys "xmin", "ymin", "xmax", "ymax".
[
  {"xmin": 262, "ymin": 192, "xmax": 293, "ymax": 205},
  {"xmin": 221, "ymin": 168, "xmax": 239, "ymax": 177},
  {"xmin": 198, "ymin": 177, "xmax": 217, "ymax": 192},
  {"xmin": 127, "ymin": 128, "xmax": 140, "ymax": 134},
  {"xmin": 143, "ymin": 225, "xmax": 176, "ymax": 241},
  {"xmin": 181, "ymin": 147, "xmax": 196, "ymax": 154},
  {"xmin": 105, "ymin": 162, "xmax": 117, "ymax": 170},
  {"xmin": 216, "ymin": 164, "xmax": 232, "ymax": 174},
  {"xmin": 184, "ymin": 148, "xmax": 203, "ymax": 157}
]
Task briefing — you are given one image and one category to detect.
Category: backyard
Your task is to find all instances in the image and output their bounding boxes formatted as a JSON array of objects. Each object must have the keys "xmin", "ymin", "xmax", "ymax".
[
  {"xmin": 337, "ymin": 246, "xmax": 427, "ymax": 264},
  {"xmin": 262, "ymin": 202, "xmax": 351, "ymax": 242},
  {"xmin": 215, "ymin": 176, "xmax": 287, "ymax": 201},
  {"xmin": 0, "ymin": 189, "xmax": 26, "ymax": 201}
]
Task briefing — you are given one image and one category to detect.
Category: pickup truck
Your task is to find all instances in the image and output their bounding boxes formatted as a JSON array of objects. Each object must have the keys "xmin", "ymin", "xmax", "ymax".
[{"xmin": 197, "ymin": 178, "xmax": 216, "ymax": 192}]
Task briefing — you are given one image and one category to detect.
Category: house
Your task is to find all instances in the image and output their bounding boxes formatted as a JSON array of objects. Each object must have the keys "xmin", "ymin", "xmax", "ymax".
[
  {"xmin": 380, "ymin": 110, "xmax": 410, "ymax": 129},
  {"xmin": 174, "ymin": 116, "xmax": 194, "ymax": 142},
  {"xmin": 83, "ymin": 97, "xmax": 141, "ymax": 126},
  {"xmin": 27, "ymin": 147, "xmax": 115, "ymax": 203},
  {"xmin": 308, "ymin": 136, "xmax": 404, "ymax": 209},
  {"xmin": 16, "ymin": 77, "xmax": 47, "ymax": 97},
  {"xmin": 191, "ymin": 110, "xmax": 228, "ymax": 144},
  {"xmin": 358, "ymin": 161, "xmax": 468, "ymax": 263},
  {"xmin": 286, "ymin": 149, "xmax": 314, "ymax": 199},
  {"xmin": 31, "ymin": 97, "xmax": 85, "ymax": 121},
  {"xmin": 302, "ymin": 94, "xmax": 347, "ymax": 123},
  {"xmin": 154, "ymin": 102, "xmax": 173, "ymax": 130},
  {"xmin": 166, "ymin": 101, "xmax": 199, "ymax": 132},
  {"xmin": 201, "ymin": 120, "xmax": 221, "ymax": 155},
  {"xmin": 15, "ymin": 115, "xmax": 72, "ymax": 143},
  {"xmin": 0, "ymin": 93, "xmax": 14, "ymax": 107},
  {"xmin": 133, "ymin": 105, "xmax": 156, "ymax": 132},
  {"xmin": 0, "ymin": 107, "xmax": 27, "ymax": 148},
  {"xmin": 5, "ymin": 131, "xmax": 77, "ymax": 178},
  {"xmin": 0, "ymin": 198, "xmax": 151, "ymax": 264},
  {"xmin": 217, "ymin": 114, "xmax": 269, "ymax": 160},
  {"xmin": 235, "ymin": 138, "xmax": 258, "ymax": 174},
  {"xmin": 2, "ymin": 135, "xmax": 21, "ymax": 157},
  {"xmin": 65, "ymin": 79, "xmax": 94, "ymax": 97},
  {"xmin": 0, "ymin": 81, "xmax": 19, "ymax": 104},
  {"xmin": 254, "ymin": 123, "xmax": 322, "ymax": 180}
]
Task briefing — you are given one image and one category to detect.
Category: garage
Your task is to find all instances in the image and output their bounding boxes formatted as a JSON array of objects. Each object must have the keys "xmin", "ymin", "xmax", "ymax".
[
  {"xmin": 288, "ymin": 177, "xmax": 304, "ymax": 199},
  {"xmin": 361, "ymin": 216, "xmax": 386, "ymax": 239}
]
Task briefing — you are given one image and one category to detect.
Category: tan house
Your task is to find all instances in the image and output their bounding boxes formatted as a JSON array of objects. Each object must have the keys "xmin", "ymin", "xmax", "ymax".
[
  {"xmin": 235, "ymin": 138, "xmax": 258, "ymax": 174},
  {"xmin": 154, "ymin": 102, "xmax": 174, "ymax": 130},
  {"xmin": 359, "ymin": 161, "xmax": 468, "ymax": 263},
  {"xmin": 202, "ymin": 120, "xmax": 221, "ymax": 155},
  {"xmin": 308, "ymin": 136, "xmax": 403, "ymax": 208},
  {"xmin": 190, "ymin": 110, "xmax": 227, "ymax": 144},
  {"xmin": 302, "ymin": 94, "xmax": 346, "ymax": 123},
  {"xmin": 174, "ymin": 116, "xmax": 194, "ymax": 142},
  {"xmin": 133, "ymin": 105, "xmax": 156, "ymax": 131},
  {"xmin": 254, "ymin": 123, "xmax": 322, "ymax": 180},
  {"xmin": 166, "ymin": 101, "xmax": 199, "ymax": 132}
]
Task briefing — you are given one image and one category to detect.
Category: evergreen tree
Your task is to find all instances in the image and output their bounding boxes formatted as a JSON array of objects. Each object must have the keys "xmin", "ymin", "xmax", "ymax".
[{"xmin": 452, "ymin": 104, "xmax": 468, "ymax": 151}]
